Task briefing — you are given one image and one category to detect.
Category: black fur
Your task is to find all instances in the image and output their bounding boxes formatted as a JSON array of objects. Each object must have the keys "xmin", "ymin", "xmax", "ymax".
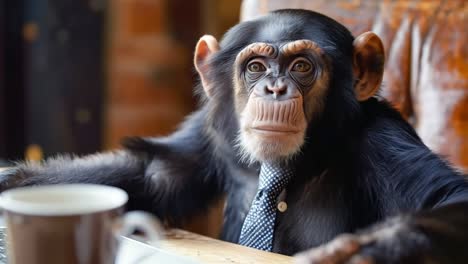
[{"xmin": 1, "ymin": 10, "xmax": 467, "ymax": 263}]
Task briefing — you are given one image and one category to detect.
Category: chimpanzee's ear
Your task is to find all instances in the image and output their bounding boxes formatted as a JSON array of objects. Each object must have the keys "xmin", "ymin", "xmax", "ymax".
[
  {"xmin": 194, "ymin": 35, "xmax": 220, "ymax": 98},
  {"xmin": 352, "ymin": 32, "xmax": 385, "ymax": 101}
]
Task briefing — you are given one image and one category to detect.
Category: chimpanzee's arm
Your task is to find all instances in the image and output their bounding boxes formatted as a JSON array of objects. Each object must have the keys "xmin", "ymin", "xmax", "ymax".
[
  {"xmin": 295, "ymin": 112, "xmax": 468, "ymax": 264},
  {"xmin": 0, "ymin": 110, "xmax": 226, "ymax": 225},
  {"xmin": 349, "ymin": 153, "xmax": 468, "ymax": 264},
  {"xmin": 356, "ymin": 128, "xmax": 468, "ymax": 264}
]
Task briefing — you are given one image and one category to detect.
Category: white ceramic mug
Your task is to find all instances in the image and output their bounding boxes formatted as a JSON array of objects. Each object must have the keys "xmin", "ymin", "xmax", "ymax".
[{"xmin": 0, "ymin": 184, "xmax": 162, "ymax": 264}]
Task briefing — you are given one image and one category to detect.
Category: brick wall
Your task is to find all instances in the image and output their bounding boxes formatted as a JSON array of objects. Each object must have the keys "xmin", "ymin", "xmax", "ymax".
[{"xmin": 105, "ymin": 0, "xmax": 196, "ymax": 149}]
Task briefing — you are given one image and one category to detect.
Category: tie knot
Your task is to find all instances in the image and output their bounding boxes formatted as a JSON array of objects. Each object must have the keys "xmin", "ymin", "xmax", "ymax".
[{"xmin": 258, "ymin": 163, "xmax": 293, "ymax": 196}]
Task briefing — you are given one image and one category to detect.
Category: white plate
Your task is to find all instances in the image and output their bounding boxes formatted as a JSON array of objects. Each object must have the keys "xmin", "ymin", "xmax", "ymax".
[{"xmin": 117, "ymin": 236, "xmax": 200, "ymax": 264}]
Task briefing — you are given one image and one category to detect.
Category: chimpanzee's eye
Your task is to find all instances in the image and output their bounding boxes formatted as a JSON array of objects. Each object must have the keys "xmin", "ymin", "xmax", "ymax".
[
  {"xmin": 291, "ymin": 60, "xmax": 312, "ymax": 72},
  {"xmin": 247, "ymin": 62, "xmax": 266, "ymax": 73}
]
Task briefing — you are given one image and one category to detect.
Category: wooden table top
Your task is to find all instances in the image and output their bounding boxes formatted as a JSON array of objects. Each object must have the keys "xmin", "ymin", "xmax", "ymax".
[{"xmin": 160, "ymin": 229, "xmax": 293, "ymax": 264}]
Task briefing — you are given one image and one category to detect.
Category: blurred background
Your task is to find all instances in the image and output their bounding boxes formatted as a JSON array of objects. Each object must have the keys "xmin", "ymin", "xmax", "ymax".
[
  {"xmin": 0, "ymin": 0, "xmax": 242, "ymax": 164},
  {"xmin": 0, "ymin": 0, "xmax": 467, "ymax": 175}
]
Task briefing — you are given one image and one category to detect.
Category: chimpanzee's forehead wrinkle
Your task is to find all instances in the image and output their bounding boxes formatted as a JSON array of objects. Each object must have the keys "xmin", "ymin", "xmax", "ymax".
[{"xmin": 220, "ymin": 9, "xmax": 355, "ymax": 59}]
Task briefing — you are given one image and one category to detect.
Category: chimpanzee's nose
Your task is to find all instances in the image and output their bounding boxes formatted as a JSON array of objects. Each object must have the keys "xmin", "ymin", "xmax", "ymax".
[
  {"xmin": 265, "ymin": 84, "xmax": 288, "ymax": 99},
  {"xmin": 262, "ymin": 76, "xmax": 301, "ymax": 100}
]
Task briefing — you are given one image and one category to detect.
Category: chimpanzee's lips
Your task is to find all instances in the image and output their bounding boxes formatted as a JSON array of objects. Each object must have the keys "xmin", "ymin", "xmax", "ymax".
[{"xmin": 251, "ymin": 125, "xmax": 300, "ymax": 134}]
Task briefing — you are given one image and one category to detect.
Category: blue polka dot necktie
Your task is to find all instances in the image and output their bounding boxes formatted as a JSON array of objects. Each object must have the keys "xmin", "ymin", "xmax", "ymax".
[{"xmin": 238, "ymin": 163, "xmax": 293, "ymax": 251}]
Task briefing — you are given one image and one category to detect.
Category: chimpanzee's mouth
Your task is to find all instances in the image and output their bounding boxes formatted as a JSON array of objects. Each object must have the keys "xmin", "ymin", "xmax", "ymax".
[{"xmin": 251, "ymin": 125, "xmax": 300, "ymax": 134}]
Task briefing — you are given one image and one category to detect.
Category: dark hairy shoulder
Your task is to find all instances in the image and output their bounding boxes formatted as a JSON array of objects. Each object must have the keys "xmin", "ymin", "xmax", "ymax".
[
  {"xmin": 360, "ymin": 98, "xmax": 421, "ymax": 143},
  {"xmin": 123, "ymin": 109, "xmax": 212, "ymax": 155},
  {"xmin": 357, "ymin": 98, "xmax": 468, "ymax": 211},
  {"xmin": 122, "ymin": 106, "xmax": 232, "ymax": 182}
]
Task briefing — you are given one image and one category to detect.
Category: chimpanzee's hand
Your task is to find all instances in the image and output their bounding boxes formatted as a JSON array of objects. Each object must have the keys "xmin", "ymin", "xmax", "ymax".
[{"xmin": 293, "ymin": 216, "xmax": 433, "ymax": 264}]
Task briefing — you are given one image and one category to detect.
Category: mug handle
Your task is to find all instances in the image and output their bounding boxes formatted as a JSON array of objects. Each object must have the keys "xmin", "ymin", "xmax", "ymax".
[{"xmin": 114, "ymin": 211, "xmax": 163, "ymax": 245}]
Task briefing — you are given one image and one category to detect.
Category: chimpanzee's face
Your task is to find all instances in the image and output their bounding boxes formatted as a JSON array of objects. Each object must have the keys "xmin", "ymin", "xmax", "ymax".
[
  {"xmin": 193, "ymin": 11, "xmax": 385, "ymax": 163},
  {"xmin": 233, "ymin": 40, "xmax": 330, "ymax": 163}
]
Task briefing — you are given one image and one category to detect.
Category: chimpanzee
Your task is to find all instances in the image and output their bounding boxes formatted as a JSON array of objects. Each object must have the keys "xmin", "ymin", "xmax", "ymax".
[{"xmin": 1, "ymin": 9, "xmax": 468, "ymax": 264}]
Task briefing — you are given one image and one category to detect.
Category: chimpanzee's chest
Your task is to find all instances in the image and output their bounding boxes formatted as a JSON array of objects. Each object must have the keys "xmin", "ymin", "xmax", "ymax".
[{"xmin": 220, "ymin": 169, "xmax": 373, "ymax": 256}]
